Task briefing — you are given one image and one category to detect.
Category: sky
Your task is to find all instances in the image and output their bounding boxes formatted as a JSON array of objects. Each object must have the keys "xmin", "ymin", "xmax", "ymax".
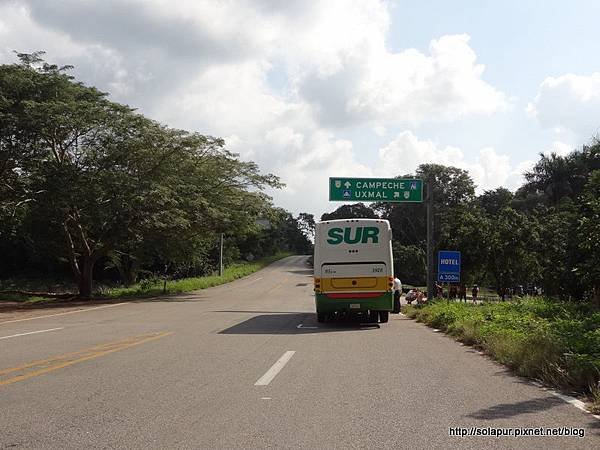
[{"xmin": 2, "ymin": 0, "xmax": 600, "ymax": 218}]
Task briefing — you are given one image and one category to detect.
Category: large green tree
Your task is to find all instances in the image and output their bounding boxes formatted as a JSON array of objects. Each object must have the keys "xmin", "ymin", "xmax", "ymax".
[
  {"xmin": 1, "ymin": 54, "xmax": 281, "ymax": 297},
  {"xmin": 320, "ymin": 203, "xmax": 377, "ymax": 221},
  {"xmin": 576, "ymin": 170, "xmax": 600, "ymax": 305}
]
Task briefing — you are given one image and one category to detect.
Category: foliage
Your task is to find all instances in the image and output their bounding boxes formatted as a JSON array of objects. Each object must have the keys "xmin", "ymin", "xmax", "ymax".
[
  {"xmin": 102, "ymin": 252, "xmax": 292, "ymax": 298},
  {"xmin": 320, "ymin": 203, "xmax": 377, "ymax": 221},
  {"xmin": 320, "ymin": 143, "xmax": 600, "ymax": 302},
  {"xmin": 0, "ymin": 54, "xmax": 308, "ymax": 297},
  {"xmin": 576, "ymin": 170, "xmax": 600, "ymax": 304},
  {"xmin": 297, "ymin": 212, "xmax": 316, "ymax": 241},
  {"xmin": 404, "ymin": 299, "xmax": 600, "ymax": 404}
]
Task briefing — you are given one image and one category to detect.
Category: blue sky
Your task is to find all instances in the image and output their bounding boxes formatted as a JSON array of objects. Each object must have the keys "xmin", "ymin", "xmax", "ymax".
[
  {"xmin": 1, "ymin": 0, "xmax": 600, "ymax": 217},
  {"xmin": 387, "ymin": 0, "xmax": 600, "ymax": 152}
]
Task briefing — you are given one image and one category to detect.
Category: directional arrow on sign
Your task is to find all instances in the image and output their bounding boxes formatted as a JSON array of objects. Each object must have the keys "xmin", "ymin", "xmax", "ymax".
[{"xmin": 329, "ymin": 177, "xmax": 423, "ymax": 203}]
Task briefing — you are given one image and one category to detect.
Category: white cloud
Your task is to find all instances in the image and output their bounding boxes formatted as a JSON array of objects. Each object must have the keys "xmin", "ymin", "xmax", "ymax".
[
  {"xmin": 377, "ymin": 131, "xmax": 464, "ymax": 176},
  {"xmin": 296, "ymin": 33, "xmax": 508, "ymax": 127},
  {"xmin": 2, "ymin": 1, "xmax": 508, "ymax": 130},
  {"xmin": 0, "ymin": 0, "xmax": 516, "ymax": 216},
  {"xmin": 373, "ymin": 125, "xmax": 387, "ymax": 137},
  {"xmin": 376, "ymin": 131, "xmax": 525, "ymax": 193},
  {"xmin": 527, "ymin": 73, "xmax": 600, "ymax": 139},
  {"xmin": 544, "ymin": 141, "xmax": 573, "ymax": 157},
  {"xmin": 265, "ymin": 130, "xmax": 374, "ymax": 215}
]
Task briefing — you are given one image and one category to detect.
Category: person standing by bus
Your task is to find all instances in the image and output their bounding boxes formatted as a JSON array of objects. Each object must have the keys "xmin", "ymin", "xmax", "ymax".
[
  {"xmin": 392, "ymin": 276, "xmax": 402, "ymax": 313},
  {"xmin": 458, "ymin": 283, "xmax": 467, "ymax": 302},
  {"xmin": 449, "ymin": 284, "xmax": 458, "ymax": 300},
  {"xmin": 435, "ymin": 281, "xmax": 444, "ymax": 298},
  {"xmin": 472, "ymin": 284, "xmax": 480, "ymax": 303}
]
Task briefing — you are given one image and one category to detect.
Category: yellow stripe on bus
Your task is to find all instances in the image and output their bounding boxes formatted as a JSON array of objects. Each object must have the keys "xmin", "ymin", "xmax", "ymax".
[{"xmin": 317, "ymin": 276, "xmax": 391, "ymax": 292}]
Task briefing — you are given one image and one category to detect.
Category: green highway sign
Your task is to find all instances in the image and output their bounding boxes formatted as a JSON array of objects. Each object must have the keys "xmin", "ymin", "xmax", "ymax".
[{"xmin": 329, "ymin": 177, "xmax": 423, "ymax": 202}]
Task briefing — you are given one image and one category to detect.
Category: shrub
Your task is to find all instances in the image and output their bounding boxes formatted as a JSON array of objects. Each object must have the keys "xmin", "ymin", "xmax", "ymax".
[{"xmin": 405, "ymin": 298, "xmax": 600, "ymax": 412}]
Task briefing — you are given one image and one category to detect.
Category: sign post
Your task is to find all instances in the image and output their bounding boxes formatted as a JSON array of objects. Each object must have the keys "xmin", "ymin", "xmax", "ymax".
[
  {"xmin": 328, "ymin": 176, "xmax": 429, "ymax": 297},
  {"xmin": 329, "ymin": 178, "xmax": 423, "ymax": 202},
  {"xmin": 437, "ymin": 250, "xmax": 461, "ymax": 283},
  {"xmin": 427, "ymin": 179, "xmax": 434, "ymax": 300}
]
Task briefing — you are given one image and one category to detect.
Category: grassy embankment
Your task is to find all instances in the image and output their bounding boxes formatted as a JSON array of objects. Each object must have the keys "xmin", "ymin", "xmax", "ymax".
[
  {"xmin": 0, "ymin": 252, "xmax": 292, "ymax": 303},
  {"xmin": 404, "ymin": 298, "xmax": 600, "ymax": 414}
]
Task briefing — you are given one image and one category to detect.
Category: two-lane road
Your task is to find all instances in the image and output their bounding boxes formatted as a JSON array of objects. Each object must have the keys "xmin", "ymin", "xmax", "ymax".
[{"xmin": 1, "ymin": 256, "xmax": 598, "ymax": 449}]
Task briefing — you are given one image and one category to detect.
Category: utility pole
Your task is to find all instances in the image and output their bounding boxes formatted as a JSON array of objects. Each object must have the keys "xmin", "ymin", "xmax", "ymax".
[
  {"xmin": 426, "ymin": 179, "xmax": 435, "ymax": 299},
  {"xmin": 219, "ymin": 233, "xmax": 224, "ymax": 277}
]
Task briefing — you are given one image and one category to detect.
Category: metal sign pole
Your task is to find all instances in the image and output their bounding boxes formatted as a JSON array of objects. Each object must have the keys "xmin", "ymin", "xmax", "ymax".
[{"xmin": 426, "ymin": 179, "xmax": 434, "ymax": 299}]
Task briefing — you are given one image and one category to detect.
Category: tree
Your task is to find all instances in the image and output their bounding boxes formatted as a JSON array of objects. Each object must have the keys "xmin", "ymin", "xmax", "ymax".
[
  {"xmin": 243, "ymin": 208, "xmax": 312, "ymax": 255},
  {"xmin": 521, "ymin": 152, "xmax": 574, "ymax": 205},
  {"xmin": 478, "ymin": 187, "xmax": 513, "ymax": 215},
  {"xmin": 533, "ymin": 201, "xmax": 580, "ymax": 298},
  {"xmin": 520, "ymin": 145, "xmax": 599, "ymax": 207},
  {"xmin": 485, "ymin": 207, "xmax": 541, "ymax": 290},
  {"xmin": 417, "ymin": 164, "xmax": 476, "ymax": 208},
  {"xmin": 297, "ymin": 212, "xmax": 316, "ymax": 241},
  {"xmin": 438, "ymin": 203, "xmax": 491, "ymax": 285},
  {"xmin": 576, "ymin": 170, "xmax": 600, "ymax": 305},
  {"xmin": 1, "ymin": 54, "xmax": 281, "ymax": 297},
  {"xmin": 393, "ymin": 244, "xmax": 427, "ymax": 286},
  {"xmin": 374, "ymin": 165, "xmax": 476, "ymax": 285},
  {"xmin": 320, "ymin": 203, "xmax": 377, "ymax": 221}
]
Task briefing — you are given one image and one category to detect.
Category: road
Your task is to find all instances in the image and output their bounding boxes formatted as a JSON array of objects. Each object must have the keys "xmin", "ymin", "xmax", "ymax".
[{"xmin": 0, "ymin": 256, "xmax": 598, "ymax": 449}]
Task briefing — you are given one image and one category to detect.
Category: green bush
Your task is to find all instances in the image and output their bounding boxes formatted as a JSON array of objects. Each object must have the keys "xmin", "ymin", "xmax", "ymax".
[
  {"xmin": 404, "ymin": 298, "xmax": 600, "ymax": 409},
  {"xmin": 102, "ymin": 252, "xmax": 292, "ymax": 298}
]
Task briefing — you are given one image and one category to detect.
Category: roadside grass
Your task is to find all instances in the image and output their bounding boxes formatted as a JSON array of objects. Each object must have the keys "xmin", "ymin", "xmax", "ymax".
[
  {"xmin": 0, "ymin": 292, "xmax": 49, "ymax": 303},
  {"xmin": 0, "ymin": 277, "xmax": 77, "ymax": 303},
  {"xmin": 0, "ymin": 252, "xmax": 293, "ymax": 303},
  {"xmin": 101, "ymin": 252, "xmax": 293, "ymax": 298},
  {"xmin": 403, "ymin": 298, "xmax": 600, "ymax": 413}
]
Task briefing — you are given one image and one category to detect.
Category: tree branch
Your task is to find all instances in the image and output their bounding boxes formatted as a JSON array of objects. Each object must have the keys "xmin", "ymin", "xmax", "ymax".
[{"xmin": 62, "ymin": 220, "xmax": 81, "ymax": 278}]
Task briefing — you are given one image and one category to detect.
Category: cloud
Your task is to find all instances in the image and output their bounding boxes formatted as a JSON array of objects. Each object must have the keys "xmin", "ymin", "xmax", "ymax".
[
  {"xmin": 297, "ymin": 34, "xmax": 508, "ymax": 127},
  {"xmin": 263, "ymin": 129, "xmax": 375, "ymax": 215},
  {"xmin": 0, "ymin": 0, "xmax": 515, "ymax": 216},
  {"xmin": 527, "ymin": 72, "xmax": 600, "ymax": 139},
  {"xmin": 376, "ymin": 131, "xmax": 525, "ymax": 193},
  {"xmin": 4, "ymin": 1, "xmax": 508, "ymax": 129},
  {"xmin": 22, "ymin": 0, "xmax": 277, "ymax": 63},
  {"xmin": 544, "ymin": 141, "xmax": 573, "ymax": 157}
]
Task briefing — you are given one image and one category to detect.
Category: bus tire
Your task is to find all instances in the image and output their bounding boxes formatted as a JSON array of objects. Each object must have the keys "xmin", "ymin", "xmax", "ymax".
[
  {"xmin": 368, "ymin": 310, "xmax": 378, "ymax": 323},
  {"xmin": 379, "ymin": 311, "xmax": 389, "ymax": 323},
  {"xmin": 317, "ymin": 312, "xmax": 326, "ymax": 323}
]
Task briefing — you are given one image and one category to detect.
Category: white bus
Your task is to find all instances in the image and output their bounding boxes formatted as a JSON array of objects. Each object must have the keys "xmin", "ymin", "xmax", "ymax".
[{"xmin": 313, "ymin": 218, "xmax": 394, "ymax": 323}]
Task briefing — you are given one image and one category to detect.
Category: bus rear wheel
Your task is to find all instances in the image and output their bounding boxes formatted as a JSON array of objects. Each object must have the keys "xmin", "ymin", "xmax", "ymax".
[
  {"xmin": 317, "ymin": 312, "xmax": 326, "ymax": 323},
  {"xmin": 379, "ymin": 311, "xmax": 389, "ymax": 323}
]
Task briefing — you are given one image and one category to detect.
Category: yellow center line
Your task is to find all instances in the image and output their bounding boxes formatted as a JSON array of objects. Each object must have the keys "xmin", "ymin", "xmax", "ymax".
[
  {"xmin": 0, "ymin": 331, "xmax": 174, "ymax": 387},
  {"xmin": 0, "ymin": 334, "xmax": 161, "ymax": 376}
]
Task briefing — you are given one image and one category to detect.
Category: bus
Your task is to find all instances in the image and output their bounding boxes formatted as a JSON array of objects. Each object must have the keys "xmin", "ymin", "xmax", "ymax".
[{"xmin": 313, "ymin": 218, "xmax": 394, "ymax": 323}]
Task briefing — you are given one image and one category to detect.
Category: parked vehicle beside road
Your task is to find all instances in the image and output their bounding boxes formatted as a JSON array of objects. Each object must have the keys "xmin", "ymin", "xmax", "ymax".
[{"xmin": 313, "ymin": 218, "xmax": 394, "ymax": 323}]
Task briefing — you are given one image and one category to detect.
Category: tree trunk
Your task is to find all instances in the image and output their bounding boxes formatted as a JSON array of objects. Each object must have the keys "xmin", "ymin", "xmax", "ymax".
[
  {"xmin": 77, "ymin": 256, "xmax": 95, "ymax": 299},
  {"xmin": 123, "ymin": 258, "xmax": 139, "ymax": 287},
  {"xmin": 62, "ymin": 217, "xmax": 102, "ymax": 299}
]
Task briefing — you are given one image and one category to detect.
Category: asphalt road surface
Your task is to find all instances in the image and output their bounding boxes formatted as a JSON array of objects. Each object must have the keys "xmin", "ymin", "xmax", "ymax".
[{"xmin": 1, "ymin": 256, "xmax": 598, "ymax": 449}]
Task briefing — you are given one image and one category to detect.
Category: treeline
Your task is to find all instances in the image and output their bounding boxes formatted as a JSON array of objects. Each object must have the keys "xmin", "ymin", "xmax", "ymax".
[
  {"xmin": 321, "ymin": 149, "xmax": 600, "ymax": 304},
  {"xmin": 0, "ymin": 53, "xmax": 312, "ymax": 297}
]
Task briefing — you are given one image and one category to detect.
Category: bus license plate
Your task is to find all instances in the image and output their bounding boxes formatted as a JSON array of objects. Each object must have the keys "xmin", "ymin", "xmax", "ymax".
[{"xmin": 350, "ymin": 304, "xmax": 360, "ymax": 309}]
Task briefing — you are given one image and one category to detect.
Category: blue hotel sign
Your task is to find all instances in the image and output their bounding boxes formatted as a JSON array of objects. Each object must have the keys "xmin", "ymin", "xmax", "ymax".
[{"xmin": 438, "ymin": 250, "xmax": 461, "ymax": 282}]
